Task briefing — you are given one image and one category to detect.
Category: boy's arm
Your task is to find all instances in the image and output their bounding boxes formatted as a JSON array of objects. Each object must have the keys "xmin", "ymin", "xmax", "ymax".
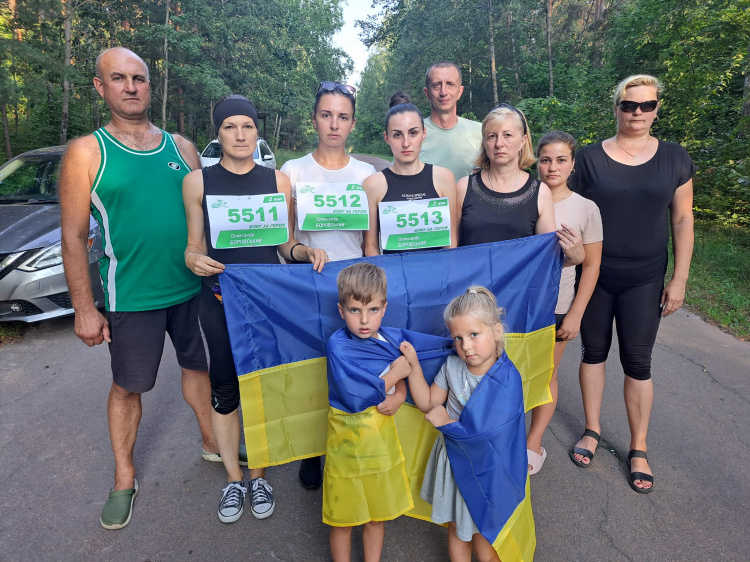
[
  {"xmin": 380, "ymin": 355, "xmax": 410, "ymax": 394},
  {"xmin": 377, "ymin": 380, "xmax": 407, "ymax": 416}
]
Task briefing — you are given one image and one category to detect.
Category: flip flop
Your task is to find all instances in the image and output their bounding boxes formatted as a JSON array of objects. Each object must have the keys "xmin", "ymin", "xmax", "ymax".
[
  {"xmin": 569, "ymin": 429, "xmax": 601, "ymax": 468},
  {"xmin": 627, "ymin": 450, "xmax": 654, "ymax": 494},
  {"xmin": 527, "ymin": 447, "xmax": 547, "ymax": 475}
]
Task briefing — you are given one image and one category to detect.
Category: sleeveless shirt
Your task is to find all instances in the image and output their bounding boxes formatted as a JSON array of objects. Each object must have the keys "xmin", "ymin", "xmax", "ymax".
[
  {"xmin": 90, "ymin": 128, "xmax": 198, "ymax": 312},
  {"xmin": 459, "ymin": 172, "xmax": 540, "ymax": 246},
  {"xmin": 201, "ymin": 163, "xmax": 281, "ymax": 289},
  {"xmin": 381, "ymin": 164, "xmax": 441, "ymax": 255}
]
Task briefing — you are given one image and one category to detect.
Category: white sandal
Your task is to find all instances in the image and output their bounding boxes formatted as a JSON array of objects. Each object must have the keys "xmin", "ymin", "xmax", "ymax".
[{"xmin": 527, "ymin": 447, "xmax": 547, "ymax": 475}]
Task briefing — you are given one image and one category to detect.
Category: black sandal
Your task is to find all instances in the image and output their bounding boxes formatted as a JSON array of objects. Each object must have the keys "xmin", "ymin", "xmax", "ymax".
[
  {"xmin": 627, "ymin": 450, "xmax": 654, "ymax": 494},
  {"xmin": 568, "ymin": 429, "xmax": 601, "ymax": 468}
]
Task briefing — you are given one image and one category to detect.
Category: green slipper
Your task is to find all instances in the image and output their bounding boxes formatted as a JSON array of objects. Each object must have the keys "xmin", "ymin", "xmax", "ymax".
[
  {"xmin": 100, "ymin": 478, "xmax": 138, "ymax": 530},
  {"xmin": 202, "ymin": 444, "xmax": 248, "ymax": 467}
]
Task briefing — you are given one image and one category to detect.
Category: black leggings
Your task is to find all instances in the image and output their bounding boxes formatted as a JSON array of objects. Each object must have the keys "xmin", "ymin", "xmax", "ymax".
[
  {"xmin": 199, "ymin": 290, "xmax": 241, "ymax": 414},
  {"xmin": 579, "ymin": 277, "xmax": 663, "ymax": 381}
]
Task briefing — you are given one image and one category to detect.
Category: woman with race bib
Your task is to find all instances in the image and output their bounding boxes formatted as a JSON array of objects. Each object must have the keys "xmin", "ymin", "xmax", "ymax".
[
  {"xmin": 183, "ymin": 95, "xmax": 327, "ymax": 524},
  {"xmin": 280, "ymin": 82, "xmax": 380, "ymax": 489},
  {"xmin": 363, "ymin": 92, "xmax": 457, "ymax": 256}
]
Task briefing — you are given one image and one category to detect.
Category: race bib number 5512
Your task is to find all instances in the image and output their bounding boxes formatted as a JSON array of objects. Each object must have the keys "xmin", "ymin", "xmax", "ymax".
[{"xmin": 296, "ymin": 182, "xmax": 369, "ymax": 231}]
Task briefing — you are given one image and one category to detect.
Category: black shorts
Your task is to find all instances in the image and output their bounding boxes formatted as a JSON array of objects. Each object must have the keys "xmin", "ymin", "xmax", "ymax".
[
  {"xmin": 579, "ymin": 278, "xmax": 663, "ymax": 381},
  {"xmin": 554, "ymin": 313, "xmax": 566, "ymax": 343},
  {"xmin": 107, "ymin": 295, "xmax": 208, "ymax": 393},
  {"xmin": 199, "ymin": 286, "xmax": 241, "ymax": 415}
]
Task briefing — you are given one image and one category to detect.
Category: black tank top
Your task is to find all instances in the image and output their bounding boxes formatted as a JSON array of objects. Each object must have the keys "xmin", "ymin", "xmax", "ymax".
[
  {"xmin": 201, "ymin": 163, "xmax": 281, "ymax": 290},
  {"xmin": 459, "ymin": 171, "xmax": 539, "ymax": 246},
  {"xmin": 381, "ymin": 164, "xmax": 441, "ymax": 254}
]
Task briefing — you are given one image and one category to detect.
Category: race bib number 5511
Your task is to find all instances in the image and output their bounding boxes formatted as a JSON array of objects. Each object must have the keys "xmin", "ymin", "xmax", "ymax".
[{"xmin": 205, "ymin": 194, "xmax": 289, "ymax": 249}]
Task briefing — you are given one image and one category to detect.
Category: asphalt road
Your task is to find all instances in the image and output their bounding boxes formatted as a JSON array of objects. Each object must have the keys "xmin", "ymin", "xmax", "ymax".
[{"xmin": 1, "ymin": 306, "xmax": 748, "ymax": 561}]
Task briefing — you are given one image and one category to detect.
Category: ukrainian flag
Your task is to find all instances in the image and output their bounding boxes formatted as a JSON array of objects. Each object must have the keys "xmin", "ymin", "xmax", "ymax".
[
  {"xmin": 220, "ymin": 233, "xmax": 562, "ymax": 561},
  {"xmin": 323, "ymin": 325, "xmax": 454, "ymax": 526}
]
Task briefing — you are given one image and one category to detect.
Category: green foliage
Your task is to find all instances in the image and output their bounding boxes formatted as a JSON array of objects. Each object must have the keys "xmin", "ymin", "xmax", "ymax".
[{"xmin": 0, "ymin": 0, "xmax": 351, "ymax": 156}]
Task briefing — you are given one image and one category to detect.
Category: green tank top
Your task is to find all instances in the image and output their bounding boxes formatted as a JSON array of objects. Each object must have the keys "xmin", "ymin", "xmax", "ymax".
[{"xmin": 91, "ymin": 128, "xmax": 199, "ymax": 311}]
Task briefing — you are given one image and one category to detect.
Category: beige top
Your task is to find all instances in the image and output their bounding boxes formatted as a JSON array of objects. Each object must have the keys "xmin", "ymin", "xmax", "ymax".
[{"xmin": 555, "ymin": 192, "xmax": 603, "ymax": 314}]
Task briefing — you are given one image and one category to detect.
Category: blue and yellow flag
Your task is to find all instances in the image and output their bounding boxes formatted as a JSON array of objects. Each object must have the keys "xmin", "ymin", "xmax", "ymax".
[
  {"xmin": 322, "ymin": 326, "xmax": 454, "ymax": 527},
  {"xmin": 439, "ymin": 351, "xmax": 534, "ymax": 561},
  {"xmin": 220, "ymin": 233, "xmax": 562, "ymax": 561}
]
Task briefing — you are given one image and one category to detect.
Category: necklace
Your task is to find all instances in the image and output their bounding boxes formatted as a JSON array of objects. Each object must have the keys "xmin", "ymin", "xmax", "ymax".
[
  {"xmin": 615, "ymin": 136, "xmax": 650, "ymax": 162},
  {"xmin": 109, "ymin": 122, "xmax": 157, "ymax": 151},
  {"xmin": 312, "ymin": 150, "xmax": 348, "ymax": 170},
  {"xmin": 487, "ymin": 168, "xmax": 521, "ymax": 193}
]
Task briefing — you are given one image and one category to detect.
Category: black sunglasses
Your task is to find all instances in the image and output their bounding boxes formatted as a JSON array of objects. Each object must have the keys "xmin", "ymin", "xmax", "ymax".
[
  {"xmin": 490, "ymin": 103, "xmax": 527, "ymax": 135},
  {"xmin": 618, "ymin": 100, "xmax": 658, "ymax": 113},
  {"xmin": 318, "ymin": 81, "xmax": 357, "ymax": 98}
]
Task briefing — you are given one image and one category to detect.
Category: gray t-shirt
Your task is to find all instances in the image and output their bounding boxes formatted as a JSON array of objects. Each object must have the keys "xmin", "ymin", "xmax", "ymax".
[
  {"xmin": 420, "ymin": 116, "xmax": 482, "ymax": 181},
  {"xmin": 433, "ymin": 355, "xmax": 485, "ymax": 419}
]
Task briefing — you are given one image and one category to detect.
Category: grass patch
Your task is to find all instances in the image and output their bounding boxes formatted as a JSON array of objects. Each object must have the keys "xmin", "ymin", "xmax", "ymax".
[
  {"xmin": 274, "ymin": 148, "xmax": 300, "ymax": 170},
  {"xmin": 675, "ymin": 223, "xmax": 750, "ymax": 340},
  {"xmin": 0, "ymin": 322, "xmax": 29, "ymax": 346}
]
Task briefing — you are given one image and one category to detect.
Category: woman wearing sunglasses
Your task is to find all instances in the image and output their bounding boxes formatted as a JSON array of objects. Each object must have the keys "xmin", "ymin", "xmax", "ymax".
[
  {"xmin": 280, "ymin": 81, "xmax": 377, "ymax": 489},
  {"xmin": 568, "ymin": 75, "xmax": 695, "ymax": 494}
]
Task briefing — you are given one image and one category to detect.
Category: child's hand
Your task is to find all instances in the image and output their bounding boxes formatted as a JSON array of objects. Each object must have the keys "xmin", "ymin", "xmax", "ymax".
[
  {"xmin": 390, "ymin": 355, "xmax": 411, "ymax": 379},
  {"xmin": 377, "ymin": 392, "xmax": 406, "ymax": 416},
  {"xmin": 425, "ymin": 404, "xmax": 453, "ymax": 427},
  {"xmin": 399, "ymin": 341, "xmax": 419, "ymax": 365}
]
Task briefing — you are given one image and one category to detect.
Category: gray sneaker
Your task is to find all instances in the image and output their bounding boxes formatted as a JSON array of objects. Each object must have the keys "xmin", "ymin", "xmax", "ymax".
[
  {"xmin": 218, "ymin": 481, "xmax": 247, "ymax": 523},
  {"xmin": 250, "ymin": 477, "xmax": 275, "ymax": 519}
]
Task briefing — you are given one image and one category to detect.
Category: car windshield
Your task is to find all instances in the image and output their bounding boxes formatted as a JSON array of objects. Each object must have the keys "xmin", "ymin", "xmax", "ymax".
[
  {"xmin": 202, "ymin": 142, "xmax": 222, "ymax": 159},
  {"xmin": 0, "ymin": 154, "xmax": 61, "ymax": 203}
]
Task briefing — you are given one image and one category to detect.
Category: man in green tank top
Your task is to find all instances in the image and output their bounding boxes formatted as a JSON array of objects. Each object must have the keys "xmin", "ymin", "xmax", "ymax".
[{"xmin": 60, "ymin": 47, "xmax": 221, "ymax": 530}]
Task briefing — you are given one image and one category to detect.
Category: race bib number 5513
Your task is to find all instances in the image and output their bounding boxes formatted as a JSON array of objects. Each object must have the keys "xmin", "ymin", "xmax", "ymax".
[
  {"xmin": 205, "ymin": 194, "xmax": 289, "ymax": 249},
  {"xmin": 379, "ymin": 198, "xmax": 450, "ymax": 251}
]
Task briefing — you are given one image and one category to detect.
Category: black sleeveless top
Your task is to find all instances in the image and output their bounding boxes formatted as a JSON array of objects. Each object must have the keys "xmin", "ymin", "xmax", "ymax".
[
  {"xmin": 201, "ymin": 163, "xmax": 281, "ymax": 289},
  {"xmin": 459, "ymin": 171, "xmax": 539, "ymax": 246},
  {"xmin": 381, "ymin": 164, "xmax": 441, "ymax": 254}
]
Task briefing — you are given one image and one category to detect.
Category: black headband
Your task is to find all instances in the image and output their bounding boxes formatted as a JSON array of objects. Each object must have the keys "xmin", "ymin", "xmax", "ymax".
[
  {"xmin": 490, "ymin": 103, "xmax": 527, "ymax": 135},
  {"xmin": 213, "ymin": 98, "xmax": 258, "ymax": 129}
]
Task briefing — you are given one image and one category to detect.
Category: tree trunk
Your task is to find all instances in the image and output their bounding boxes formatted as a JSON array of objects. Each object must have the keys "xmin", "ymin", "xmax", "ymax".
[
  {"xmin": 508, "ymin": 11, "xmax": 522, "ymax": 99},
  {"xmin": 59, "ymin": 0, "xmax": 72, "ymax": 145},
  {"xmin": 743, "ymin": 43, "xmax": 750, "ymax": 118},
  {"xmin": 594, "ymin": 0, "xmax": 604, "ymax": 21},
  {"xmin": 274, "ymin": 117, "xmax": 282, "ymax": 151},
  {"xmin": 2, "ymin": 105, "xmax": 11, "ymax": 158},
  {"xmin": 161, "ymin": 0, "xmax": 170, "ymax": 130},
  {"xmin": 545, "ymin": 0, "xmax": 554, "ymax": 97},
  {"xmin": 487, "ymin": 0, "xmax": 499, "ymax": 106}
]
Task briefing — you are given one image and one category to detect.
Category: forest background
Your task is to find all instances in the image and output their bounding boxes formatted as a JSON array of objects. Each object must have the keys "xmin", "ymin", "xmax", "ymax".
[{"xmin": 1, "ymin": 0, "xmax": 748, "ymax": 336}]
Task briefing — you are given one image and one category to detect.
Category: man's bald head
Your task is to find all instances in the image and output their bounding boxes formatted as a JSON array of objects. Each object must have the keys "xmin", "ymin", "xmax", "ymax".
[{"xmin": 95, "ymin": 47, "xmax": 150, "ymax": 82}]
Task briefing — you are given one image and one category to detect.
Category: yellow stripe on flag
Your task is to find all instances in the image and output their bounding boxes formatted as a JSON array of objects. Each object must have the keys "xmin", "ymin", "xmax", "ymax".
[
  {"xmin": 492, "ymin": 477, "xmax": 537, "ymax": 562},
  {"xmin": 238, "ymin": 357, "xmax": 328, "ymax": 469},
  {"xmin": 506, "ymin": 325, "xmax": 555, "ymax": 411},
  {"xmin": 323, "ymin": 406, "xmax": 414, "ymax": 526}
]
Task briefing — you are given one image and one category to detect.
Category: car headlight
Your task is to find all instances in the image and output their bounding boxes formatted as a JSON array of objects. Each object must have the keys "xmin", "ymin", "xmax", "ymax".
[
  {"xmin": 0, "ymin": 251, "xmax": 27, "ymax": 274},
  {"xmin": 18, "ymin": 241, "xmax": 63, "ymax": 271}
]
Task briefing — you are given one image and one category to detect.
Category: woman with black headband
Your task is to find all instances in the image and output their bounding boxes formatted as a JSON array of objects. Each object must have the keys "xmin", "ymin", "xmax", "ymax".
[
  {"xmin": 568, "ymin": 75, "xmax": 695, "ymax": 494},
  {"xmin": 280, "ymin": 82, "xmax": 378, "ymax": 490},
  {"xmin": 182, "ymin": 94, "xmax": 328, "ymax": 524}
]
